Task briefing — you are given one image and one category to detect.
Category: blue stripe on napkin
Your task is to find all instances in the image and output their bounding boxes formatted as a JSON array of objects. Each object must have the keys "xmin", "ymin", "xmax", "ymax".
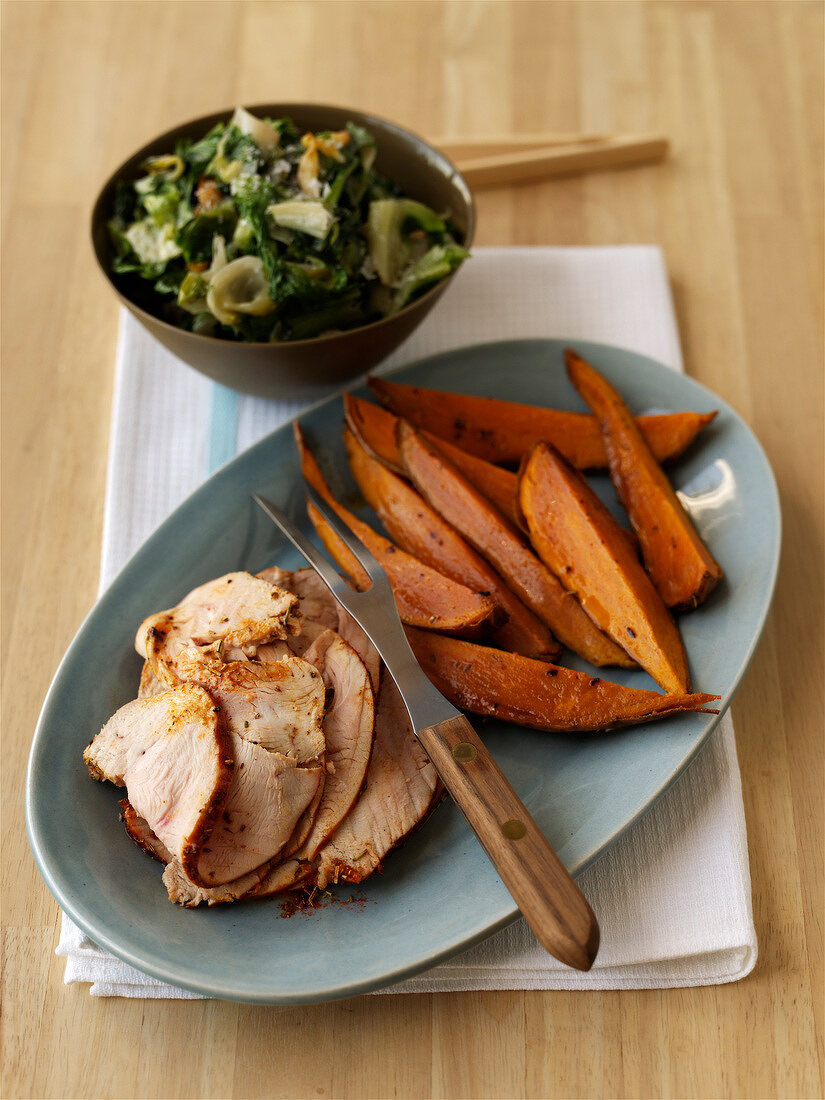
[{"xmin": 207, "ymin": 383, "xmax": 240, "ymax": 473}]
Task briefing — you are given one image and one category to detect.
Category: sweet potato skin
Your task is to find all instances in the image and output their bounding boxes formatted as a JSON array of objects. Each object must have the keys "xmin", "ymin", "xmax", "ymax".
[
  {"xmin": 397, "ymin": 422, "xmax": 636, "ymax": 669},
  {"xmin": 565, "ymin": 349, "xmax": 723, "ymax": 611},
  {"xmin": 434, "ymin": 442, "xmax": 522, "ymax": 526},
  {"xmin": 519, "ymin": 441, "xmax": 692, "ymax": 693},
  {"xmin": 295, "ymin": 425, "xmax": 502, "ymax": 638},
  {"xmin": 343, "ymin": 393, "xmax": 407, "ymax": 475},
  {"xmin": 345, "ymin": 393, "xmax": 522, "ymax": 524},
  {"xmin": 305, "ymin": 501, "xmax": 499, "ymax": 637},
  {"xmin": 406, "ymin": 629, "xmax": 719, "ymax": 733},
  {"xmin": 368, "ymin": 375, "xmax": 717, "ymax": 469},
  {"xmin": 306, "ymin": 500, "xmax": 370, "ymax": 589},
  {"xmin": 341, "ymin": 424, "xmax": 561, "ymax": 662}
]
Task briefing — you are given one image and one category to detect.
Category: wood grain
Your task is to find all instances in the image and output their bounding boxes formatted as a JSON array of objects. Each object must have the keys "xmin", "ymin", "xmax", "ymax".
[
  {"xmin": 1, "ymin": 1, "xmax": 822, "ymax": 1097},
  {"xmin": 456, "ymin": 133, "xmax": 669, "ymax": 189}
]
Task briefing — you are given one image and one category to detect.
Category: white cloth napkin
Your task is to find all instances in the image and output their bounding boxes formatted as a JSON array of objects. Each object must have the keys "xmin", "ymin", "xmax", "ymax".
[{"xmin": 57, "ymin": 246, "xmax": 757, "ymax": 996}]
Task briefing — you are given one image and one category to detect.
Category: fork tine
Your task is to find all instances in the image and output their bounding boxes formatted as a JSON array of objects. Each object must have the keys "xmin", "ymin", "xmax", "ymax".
[
  {"xmin": 252, "ymin": 493, "xmax": 352, "ymax": 603},
  {"xmin": 304, "ymin": 485, "xmax": 388, "ymax": 587},
  {"xmin": 254, "ymin": 490, "xmax": 460, "ymax": 731}
]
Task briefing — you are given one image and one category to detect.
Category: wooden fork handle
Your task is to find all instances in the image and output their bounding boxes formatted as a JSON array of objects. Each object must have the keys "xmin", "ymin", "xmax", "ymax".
[{"xmin": 417, "ymin": 713, "xmax": 599, "ymax": 971}]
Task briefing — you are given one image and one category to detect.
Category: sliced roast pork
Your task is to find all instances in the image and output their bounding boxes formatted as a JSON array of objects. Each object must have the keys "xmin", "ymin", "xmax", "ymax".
[
  {"xmin": 171, "ymin": 653, "xmax": 325, "ymax": 762},
  {"xmin": 314, "ymin": 676, "xmax": 441, "ymax": 888},
  {"xmin": 120, "ymin": 799, "xmax": 172, "ymax": 863},
  {"xmin": 279, "ymin": 774, "xmax": 325, "ymax": 861},
  {"xmin": 194, "ymin": 735, "xmax": 321, "ymax": 883},
  {"xmin": 253, "ymin": 858, "xmax": 314, "ymax": 896},
  {"xmin": 258, "ymin": 567, "xmax": 338, "ymax": 630},
  {"xmin": 136, "ymin": 572, "xmax": 300, "ymax": 686},
  {"xmin": 138, "ymin": 661, "xmax": 166, "ymax": 699},
  {"xmin": 84, "ymin": 684, "xmax": 233, "ymax": 882},
  {"xmin": 251, "ymin": 628, "xmax": 375, "ymax": 896},
  {"xmin": 120, "ymin": 800, "xmax": 280, "ymax": 906},
  {"xmin": 259, "ymin": 567, "xmax": 381, "ymax": 692},
  {"xmin": 253, "ymin": 640, "xmax": 291, "ymax": 662},
  {"xmin": 162, "ymin": 860, "xmax": 271, "ymax": 908},
  {"xmin": 289, "ymin": 629, "xmax": 375, "ymax": 848},
  {"xmin": 162, "ymin": 734, "xmax": 323, "ymax": 903}
]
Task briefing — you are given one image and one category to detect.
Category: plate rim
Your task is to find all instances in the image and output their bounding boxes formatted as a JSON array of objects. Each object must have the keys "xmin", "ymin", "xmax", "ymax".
[{"xmin": 26, "ymin": 336, "xmax": 781, "ymax": 1003}]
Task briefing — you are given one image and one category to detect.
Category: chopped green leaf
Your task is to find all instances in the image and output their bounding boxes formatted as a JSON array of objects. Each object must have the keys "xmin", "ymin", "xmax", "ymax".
[
  {"xmin": 176, "ymin": 201, "xmax": 237, "ymax": 263},
  {"xmin": 393, "ymin": 243, "xmax": 469, "ymax": 311},
  {"xmin": 108, "ymin": 107, "xmax": 468, "ymax": 342}
]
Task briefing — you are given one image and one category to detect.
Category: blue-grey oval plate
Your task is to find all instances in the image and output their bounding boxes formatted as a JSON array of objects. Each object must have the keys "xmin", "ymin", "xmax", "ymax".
[{"xmin": 26, "ymin": 339, "xmax": 780, "ymax": 1003}]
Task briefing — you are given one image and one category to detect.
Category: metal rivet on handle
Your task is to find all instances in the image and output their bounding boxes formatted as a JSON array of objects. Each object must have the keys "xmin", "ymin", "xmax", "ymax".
[
  {"xmin": 452, "ymin": 742, "xmax": 478, "ymax": 762},
  {"xmin": 501, "ymin": 819, "xmax": 527, "ymax": 840}
]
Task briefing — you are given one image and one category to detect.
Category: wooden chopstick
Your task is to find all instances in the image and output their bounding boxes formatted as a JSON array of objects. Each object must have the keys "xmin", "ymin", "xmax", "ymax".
[
  {"xmin": 434, "ymin": 133, "xmax": 608, "ymax": 160},
  {"xmin": 444, "ymin": 133, "xmax": 670, "ymax": 188}
]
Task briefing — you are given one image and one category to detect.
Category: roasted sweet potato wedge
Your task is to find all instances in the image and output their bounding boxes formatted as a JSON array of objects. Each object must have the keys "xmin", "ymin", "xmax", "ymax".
[
  {"xmin": 343, "ymin": 393, "xmax": 407, "ymax": 475},
  {"xmin": 295, "ymin": 425, "xmax": 502, "ymax": 638},
  {"xmin": 345, "ymin": 393, "xmax": 522, "ymax": 524},
  {"xmin": 396, "ymin": 422, "xmax": 636, "ymax": 669},
  {"xmin": 347, "ymin": 395, "xmax": 642, "ymax": 553},
  {"xmin": 341, "ymin": 424, "xmax": 560, "ymax": 661},
  {"xmin": 369, "ymin": 375, "xmax": 717, "ymax": 469},
  {"xmin": 305, "ymin": 501, "xmax": 500, "ymax": 637},
  {"xmin": 519, "ymin": 441, "xmax": 691, "ymax": 693},
  {"xmin": 565, "ymin": 349, "xmax": 723, "ymax": 611},
  {"xmin": 407, "ymin": 630, "xmax": 719, "ymax": 733},
  {"xmin": 432, "ymin": 442, "xmax": 522, "ymax": 527}
]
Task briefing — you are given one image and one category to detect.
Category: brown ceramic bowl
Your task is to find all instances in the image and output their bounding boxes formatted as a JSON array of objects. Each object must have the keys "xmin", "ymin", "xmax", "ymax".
[{"xmin": 91, "ymin": 103, "xmax": 475, "ymax": 399}]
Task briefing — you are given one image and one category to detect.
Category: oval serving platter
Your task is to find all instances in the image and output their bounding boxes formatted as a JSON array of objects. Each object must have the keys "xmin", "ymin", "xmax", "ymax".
[{"xmin": 26, "ymin": 338, "xmax": 780, "ymax": 1003}]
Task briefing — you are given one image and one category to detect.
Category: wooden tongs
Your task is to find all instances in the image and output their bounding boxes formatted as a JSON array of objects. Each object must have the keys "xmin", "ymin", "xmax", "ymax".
[{"xmin": 435, "ymin": 133, "xmax": 669, "ymax": 188}]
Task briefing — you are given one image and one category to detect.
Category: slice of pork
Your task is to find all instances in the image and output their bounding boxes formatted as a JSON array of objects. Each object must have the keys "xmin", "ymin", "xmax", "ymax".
[
  {"xmin": 290, "ymin": 630, "xmax": 374, "ymax": 854},
  {"xmin": 258, "ymin": 567, "xmax": 338, "ymax": 629},
  {"xmin": 162, "ymin": 779, "xmax": 321, "ymax": 906},
  {"xmin": 280, "ymin": 772, "xmax": 325, "ymax": 858},
  {"xmin": 314, "ymin": 676, "xmax": 441, "ymax": 888},
  {"xmin": 120, "ymin": 799, "xmax": 172, "ymax": 864},
  {"xmin": 172, "ymin": 654, "xmax": 325, "ymax": 762},
  {"xmin": 258, "ymin": 567, "xmax": 381, "ymax": 693},
  {"xmin": 184, "ymin": 734, "xmax": 323, "ymax": 889},
  {"xmin": 251, "ymin": 856, "xmax": 315, "ymax": 896},
  {"xmin": 119, "ymin": 798, "xmax": 277, "ymax": 909},
  {"xmin": 84, "ymin": 684, "xmax": 233, "ymax": 883},
  {"xmin": 160, "ymin": 623, "xmax": 381, "ymax": 903},
  {"xmin": 254, "ymin": 640, "xmax": 291, "ymax": 662},
  {"xmin": 138, "ymin": 661, "xmax": 166, "ymax": 699},
  {"xmin": 137, "ymin": 572, "xmax": 300, "ymax": 686},
  {"xmin": 162, "ymin": 860, "xmax": 271, "ymax": 908},
  {"xmin": 250, "ymin": 629, "xmax": 374, "ymax": 896},
  {"xmin": 253, "ymin": 566, "xmax": 381, "ymax": 868}
]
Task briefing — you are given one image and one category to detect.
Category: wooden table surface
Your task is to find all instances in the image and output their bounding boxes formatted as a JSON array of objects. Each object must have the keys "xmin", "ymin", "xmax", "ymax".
[{"xmin": 3, "ymin": 2, "xmax": 822, "ymax": 1097}]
